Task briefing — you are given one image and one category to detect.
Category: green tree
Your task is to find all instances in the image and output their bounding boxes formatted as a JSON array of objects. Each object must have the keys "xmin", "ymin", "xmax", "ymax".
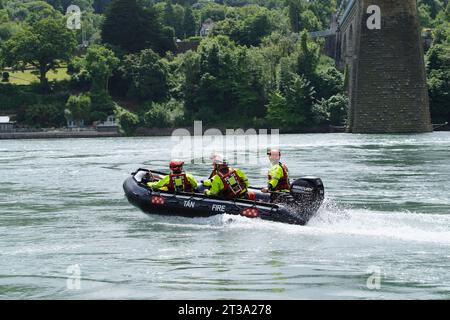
[
  {"xmin": 285, "ymin": 74, "xmax": 315, "ymax": 125},
  {"xmin": 120, "ymin": 48, "xmax": 169, "ymax": 102},
  {"xmin": 144, "ymin": 101, "xmax": 172, "ymax": 128},
  {"xmin": 419, "ymin": 0, "xmax": 444, "ymax": 19},
  {"xmin": 240, "ymin": 11, "xmax": 272, "ymax": 47},
  {"xmin": 155, "ymin": 1, "xmax": 185, "ymax": 38},
  {"xmin": 115, "ymin": 104, "xmax": 140, "ymax": 135},
  {"xmin": 278, "ymin": 56, "xmax": 295, "ymax": 95},
  {"xmin": 312, "ymin": 65, "xmax": 344, "ymax": 100},
  {"xmin": 73, "ymin": 10, "xmax": 103, "ymax": 46},
  {"xmin": 419, "ymin": 3, "xmax": 433, "ymax": 28},
  {"xmin": 267, "ymin": 74, "xmax": 315, "ymax": 128},
  {"xmin": 25, "ymin": 103, "xmax": 65, "ymax": 128},
  {"xmin": 436, "ymin": 2, "xmax": 450, "ymax": 24},
  {"xmin": 426, "ymin": 31, "xmax": 450, "ymax": 123},
  {"xmin": 163, "ymin": 1, "xmax": 176, "ymax": 29},
  {"xmin": 82, "ymin": 44, "xmax": 119, "ymax": 93},
  {"xmin": 258, "ymin": 32, "xmax": 298, "ymax": 91},
  {"xmin": 266, "ymin": 91, "xmax": 288, "ymax": 125},
  {"xmin": 1, "ymin": 17, "xmax": 77, "ymax": 88},
  {"xmin": 433, "ymin": 24, "xmax": 450, "ymax": 45},
  {"xmin": 210, "ymin": 7, "xmax": 273, "ymax": 47},
  {"xmin": 178, "ymin": 36, "xmax": 266, "ymax": 124},
  {"xmin": 3, "ymin": 1, "xmax": 59, "ymax": 21},
  {"xmin": 45, "ymin": 0, "xmax": 63, "ymax": 11},
  {"xmin": 101, "ymin": 0, "xmax": 175, "ymax": 54},
  {"xmin": 183, "ymin": 6, "xmax": 196, "ymax": 38},
  {"xmin": 0, "ymin": 8, "xmax": 7, "ymax": 24},
  {"xmin": 179, "ymin": 50, "xmax": 201, "ymax": 117},
  {"xmin": 307, "ymin": 0, "xmax": 337, "ymax": 28},
  {"xmin": 93, "ymin": 0, "xmax": 112, "ymax": 13},
  {"xmin": 233, "ymin": 48, "xmax": 266, "ymax": 119},
  {"xmin": 300, "ymin": 9, "xmax": 323, "ymax": 31},
  {"xmin": 427, "ymin": 43, "xmax": 450, "ymax": 71},
  {"xmin": 313, "ymin": 93, "xmax": 349, "ymax": 125},
  {"xmin": 200, "ymin": 3, "xmax": 226, "ymax": 22},
  {"xmin": 90, "ymin": 90, "xmax": 114, "ymax": 119},
  {"xmin": 296, "ymin": 31, "xmax": 320, "ymax": 79},
  {"xmin": 428, "ymin": 70, "xmax": 450, "ymax": 123},
  {"xmin": 0, "ymin": 22, "xmax": 22, "ymax": 43},
  {"xmin": 24, "ymin": 1, "xmax": 61, "ymax": 24},
  {"xmin": 287, "ymin": 0, "xmax": 301, "ymax": 33},
  {"xmin": 65, "ymin": 94, "xmax": 92, "ymax": 123}
]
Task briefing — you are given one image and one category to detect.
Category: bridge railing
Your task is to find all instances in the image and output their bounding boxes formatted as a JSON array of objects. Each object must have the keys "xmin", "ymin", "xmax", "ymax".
[
  {"xmin": 309, "ymin": 29, "xmax": 336, "ymax": 39},
  {"xmin": 338, "ymin": 0, "xmax": 356, "ymax": 25}
]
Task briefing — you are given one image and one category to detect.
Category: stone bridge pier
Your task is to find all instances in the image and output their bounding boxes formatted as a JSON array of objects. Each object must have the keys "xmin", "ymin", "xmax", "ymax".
[{"xmin": 335, "ymin": 0, "xmax": 432, "ymax": 133}]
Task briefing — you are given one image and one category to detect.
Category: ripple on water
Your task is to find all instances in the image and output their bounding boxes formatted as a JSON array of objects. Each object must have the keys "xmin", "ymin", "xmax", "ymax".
[{"xmin": 0, "ymin": 134, "xmax": 450, "ymax": 299}]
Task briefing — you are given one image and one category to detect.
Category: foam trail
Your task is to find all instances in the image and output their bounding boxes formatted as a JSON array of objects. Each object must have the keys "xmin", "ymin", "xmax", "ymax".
[
  {"xmin": 145, "ymin": 198, "xmax": 450, "ymax": 245},
  {"xmin": 305, "ymin": 199, "xmax": 450, "ymax": 245}
]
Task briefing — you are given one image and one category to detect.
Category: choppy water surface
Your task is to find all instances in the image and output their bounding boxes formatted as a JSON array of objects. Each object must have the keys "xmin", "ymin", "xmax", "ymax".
[{"xmin": 1, "ymin": 133, "xmax": 449, "ymax": 299}]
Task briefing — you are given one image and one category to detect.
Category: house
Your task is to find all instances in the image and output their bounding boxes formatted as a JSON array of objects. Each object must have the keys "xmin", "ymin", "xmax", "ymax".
[
  {"xmin": 96, "ymin": 115, "xmax": 118, "ymax": 133},
  {"xmin": 66, "ymin": 119, "xmax": 85, "ymax": 129},
  {"xmin": 199, "ymin": 19, "xmax": 214, "ymax": 37},
  {"xmin": 0, "ymin": 116, "xmax": 15, "ymax": 132}
]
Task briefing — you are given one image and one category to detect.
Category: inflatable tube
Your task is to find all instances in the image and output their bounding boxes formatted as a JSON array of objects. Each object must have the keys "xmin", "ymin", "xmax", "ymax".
[{"xmin": 123, "ymin": 169, "xmax": 325, "ymax": 226}]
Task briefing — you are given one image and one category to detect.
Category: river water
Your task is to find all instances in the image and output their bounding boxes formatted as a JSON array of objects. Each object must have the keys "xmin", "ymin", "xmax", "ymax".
[{"xmin": 1, "ymin": 133, "xmax": 449, "ymax": 299}]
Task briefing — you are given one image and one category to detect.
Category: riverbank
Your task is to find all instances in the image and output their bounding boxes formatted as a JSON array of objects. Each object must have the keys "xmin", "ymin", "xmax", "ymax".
[
  {"xmin": 0, "ymin": 130, "xmax": 120, "ymax": 140},
  {"xmin": 0, "ymin": 125, "xmax": 332, "ymax": 140},
  {"xmin": 1, "ymin": 124, "xmax": 448, "ymax": 140}
]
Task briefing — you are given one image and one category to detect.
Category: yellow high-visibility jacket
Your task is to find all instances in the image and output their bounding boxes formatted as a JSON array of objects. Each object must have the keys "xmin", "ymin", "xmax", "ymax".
[
  {"xmin": 204, "ymin": 168, "xmax": 249, "ymax": 198},
  {"xmin": 147, "ymin": 173, "xmax": 198, "ymax": 192},
  {"xmin": 268, "ymin": 163, "xmax": 290, "ymax": 193}
]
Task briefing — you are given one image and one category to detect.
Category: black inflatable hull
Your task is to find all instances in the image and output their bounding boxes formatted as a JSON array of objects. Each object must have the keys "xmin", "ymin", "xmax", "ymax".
[{"xmin": 123, "ymin": 169, "xmax": 325, "ymax": 226}]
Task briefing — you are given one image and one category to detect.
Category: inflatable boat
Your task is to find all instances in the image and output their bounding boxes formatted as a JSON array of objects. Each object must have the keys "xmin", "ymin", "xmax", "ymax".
[{"xmin": 123, "ymin": 169, "xmax": 325, "ymax": 226}]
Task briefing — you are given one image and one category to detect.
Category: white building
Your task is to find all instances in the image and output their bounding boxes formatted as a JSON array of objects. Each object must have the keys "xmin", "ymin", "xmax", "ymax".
[
  {"xmin": 200, "ymin": 19, "xmax": 214, "ymax": 37},
  {"xmin": 96, "ymin": 115, "xmax": 118, "ymax": 133},
  {"xmin": 0, "ymin": 116, "xmax": 14, "ymax": 132}
]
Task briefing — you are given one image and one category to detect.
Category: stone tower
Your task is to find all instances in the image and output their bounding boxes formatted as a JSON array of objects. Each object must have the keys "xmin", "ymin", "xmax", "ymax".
[{"xmin": 346, "ymin": 0, "xmax": 432, "ymax": 133}]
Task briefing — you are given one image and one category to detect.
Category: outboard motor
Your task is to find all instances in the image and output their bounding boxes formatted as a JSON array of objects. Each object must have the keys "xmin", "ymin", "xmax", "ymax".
[{"xmin": 290, "ymin": 177, "xmax": 325, "ymax": 216}]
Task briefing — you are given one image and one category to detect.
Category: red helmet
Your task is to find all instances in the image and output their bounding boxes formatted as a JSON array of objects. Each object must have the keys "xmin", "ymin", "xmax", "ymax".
[{"xmin": 169, "ymin": 160, "xmax": 184, "ymax": 171}]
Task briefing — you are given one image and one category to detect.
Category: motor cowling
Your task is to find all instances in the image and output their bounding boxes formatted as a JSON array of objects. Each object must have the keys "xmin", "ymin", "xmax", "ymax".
[{"xmin": 290, "ymin": 177, "xmax": 325, "ymax": 213}]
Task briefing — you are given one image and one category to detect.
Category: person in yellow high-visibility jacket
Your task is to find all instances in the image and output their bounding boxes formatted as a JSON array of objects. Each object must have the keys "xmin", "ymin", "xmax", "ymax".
[
  {"xmin": 147, "ymin": 160, "xmax": 197, "ymax": 193},
  {"xmin": 261, "ymin": 149, "xmax": 290, "ymax": 193},
  {"xmin": 203, "ymin": 160, "xmax": 249, "ymax": 199}
]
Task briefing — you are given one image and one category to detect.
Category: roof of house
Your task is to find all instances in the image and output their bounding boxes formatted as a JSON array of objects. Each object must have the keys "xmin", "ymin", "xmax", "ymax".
[{"xmin": 0, "ymin": 116, "xmax": 11, "ymax": 123}]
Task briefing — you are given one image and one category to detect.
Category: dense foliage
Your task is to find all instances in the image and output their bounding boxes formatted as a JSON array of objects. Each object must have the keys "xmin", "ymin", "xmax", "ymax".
[
  {"xmin": 422, "ymin": 1, "xmax": 450, "ymax": 124},
  {"xmin": 0, "ymin": 0, "xmax": 449, "ymax": 132}
]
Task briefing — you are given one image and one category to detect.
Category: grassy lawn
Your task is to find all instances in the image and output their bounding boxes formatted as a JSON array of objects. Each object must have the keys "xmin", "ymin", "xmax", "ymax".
[{"xmin": 2, "ymin": 67, "xmax": 70, "ymax": 85}]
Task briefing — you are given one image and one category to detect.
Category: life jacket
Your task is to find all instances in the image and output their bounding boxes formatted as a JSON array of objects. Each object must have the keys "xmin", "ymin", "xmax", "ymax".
[
  {"xmin": 168, "ymin": 173, "xmax": 193, "ymax": 193},
  {"xmin": 208, "ymin": 168, "xmax": 218, "ymax": 179},
  {"xmin": 217, "ymin": 167, "xmax": 247, "ymax": 198},
  {"xmin": 268, "ymin": 162, "xmax": 290, "ymax": 192}
]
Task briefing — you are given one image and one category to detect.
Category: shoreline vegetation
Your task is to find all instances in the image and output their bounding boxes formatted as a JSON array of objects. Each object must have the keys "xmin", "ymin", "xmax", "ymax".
[
  {"xmin": 0, "ymin": 1, "xmax": 449, "ymax": 136},
  {"xmin": 1, "ymin": 124, "xmax": 449, "ymax": 140},
  {"xmin": 0, "ymin": 125, "xmax": 333, "ymax": 140}
]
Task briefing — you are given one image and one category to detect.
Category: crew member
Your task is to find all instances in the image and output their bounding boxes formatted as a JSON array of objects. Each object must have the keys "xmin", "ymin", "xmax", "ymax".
[
  {"xmin": 147, "ymin": 160, "xmax": 198, "ymax": 193},
  {"xmin": 261, "ymin": 148, "xmax": 290, "ymax": 193},
  {"xmin": 208, "ymin": 152, "xmax": 224, "ymax": 179},
  {"xmin": 204, "ymin": 159, "xmax": 249, "ymax": 199}
]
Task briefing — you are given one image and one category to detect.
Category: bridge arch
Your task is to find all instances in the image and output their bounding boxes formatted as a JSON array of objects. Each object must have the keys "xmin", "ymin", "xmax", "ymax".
[
  {"xmin": 342, "ymin": 33, "xmax": 347, "ymax": 59},
  {"xmin": 348, "ymin": 24, "xmax": 353, "ymax": 56}
]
